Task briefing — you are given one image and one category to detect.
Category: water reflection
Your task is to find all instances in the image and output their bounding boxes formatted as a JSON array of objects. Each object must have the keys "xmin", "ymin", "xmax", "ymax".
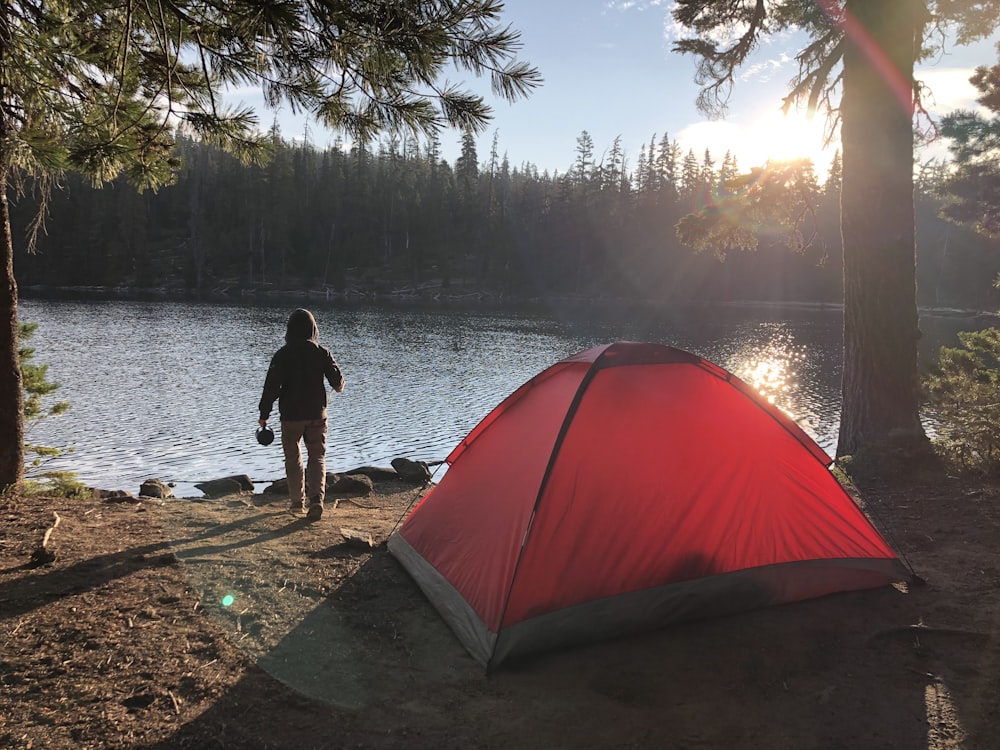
[
  {"xmin": 16, "ymin": 299, "xmax": 980, "ymax": 496},
  {"xmin": 725, "ymin": 325, "xmax": 814, "ymax": 437}
]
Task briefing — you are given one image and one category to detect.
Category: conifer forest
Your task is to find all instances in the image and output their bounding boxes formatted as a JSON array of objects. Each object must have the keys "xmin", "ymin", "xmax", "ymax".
[{"xmin": 12, "ymin": 127, "xmax": 1000, "ymax": 311}]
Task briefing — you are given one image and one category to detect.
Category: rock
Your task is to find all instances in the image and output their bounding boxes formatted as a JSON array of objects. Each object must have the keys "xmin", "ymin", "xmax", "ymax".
[
  {"xmin": 262, "ymin": 477, "xmax": 288, "ymax": 495},
  {"xmin": 263, "ymin": 475, "xmax": 337, "ymax": 496},
  {"xmin": 28, "ymin": 546, "xmax": 57, "ymax": 567},
  {"xmin": 263, "ymin": 472, "xmax": 373, "ymax": 497},
  {"xmin": 343, "ymin": 465, "xmax": 399, "ymax": 481},
  {"xmin": 391, "ymin": 457, "xmax": 432, "ymax": 485},
  {"xmin": 139, "ymin": 478, "xmax": 173, "ymax": 498},
  {"xmin": 340, "ymin": 527, "xmax": 375, "ymax": 548},
  {"xmin": 329, "ymin": 474, "xmax": 374, "ymax": 496},
  {"xmin": 96, "ymin": 489, "xmax": 137, "ymax": 503},
  {"xmin": 195, "ymin": 474, "xmax": 254, "ymax": 498}
]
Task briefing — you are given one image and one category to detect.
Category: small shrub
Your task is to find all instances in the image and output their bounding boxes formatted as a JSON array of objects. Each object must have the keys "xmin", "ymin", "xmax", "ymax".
[
  {"xmin": 21, "ymin": 471, "xmax": 90, "ymax": 499},
  {"xmin": 923, "ymin": 327, "xmax": 1000, "ymax": 474},
  {"xmin": 21, "ymin": 322, "xmax": 80, "ymax": 494}
]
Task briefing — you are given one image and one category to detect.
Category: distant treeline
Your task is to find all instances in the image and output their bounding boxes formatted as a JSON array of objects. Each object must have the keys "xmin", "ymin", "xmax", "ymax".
[{"xmin": 10, "ymin": 127, "xmax": 1000, "ymax": 310}]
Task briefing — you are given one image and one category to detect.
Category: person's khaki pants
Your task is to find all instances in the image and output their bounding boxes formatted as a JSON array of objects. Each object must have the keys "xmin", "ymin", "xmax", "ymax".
[{"xmin": 280, "ymin": 418, "xmax": 327, "ymax": 503}]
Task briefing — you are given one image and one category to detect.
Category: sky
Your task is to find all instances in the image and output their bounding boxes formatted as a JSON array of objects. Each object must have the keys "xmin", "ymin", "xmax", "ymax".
[{"xmin": 243, "ymin": 1, "xmax": 1000, "ymax": 178}]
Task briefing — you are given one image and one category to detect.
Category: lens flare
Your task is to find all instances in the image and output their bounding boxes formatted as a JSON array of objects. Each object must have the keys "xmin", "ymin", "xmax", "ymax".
[{"xmin": 222, "ymin": 594, "xmax": 235, "ymax": 607}]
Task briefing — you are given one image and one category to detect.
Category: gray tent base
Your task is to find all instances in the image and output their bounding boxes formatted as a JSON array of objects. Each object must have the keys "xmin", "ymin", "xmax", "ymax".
[{"xmin": 388, "ymin": 532, "xmax": 911, "ymax": 670}]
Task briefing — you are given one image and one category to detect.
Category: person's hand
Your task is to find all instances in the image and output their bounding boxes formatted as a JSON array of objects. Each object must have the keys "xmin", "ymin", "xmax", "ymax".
[
  {"xmin": 336, "ymin": 379, "xmax": 346, "ymax": 394},
  {"xmin": 259, "ymin": 419, "xmax": 267, "ymax": 428}
]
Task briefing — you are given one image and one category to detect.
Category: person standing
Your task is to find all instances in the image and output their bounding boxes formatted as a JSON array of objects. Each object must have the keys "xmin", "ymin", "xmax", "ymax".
[{"xmin": 259, "ymin": 309, "xmax": 346, "ymax": 521}]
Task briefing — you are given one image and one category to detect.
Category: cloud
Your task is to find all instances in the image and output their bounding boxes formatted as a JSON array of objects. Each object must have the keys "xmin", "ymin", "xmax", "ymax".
[
  {"xmin": 676, "ymin": 120, "xmax": 747, "ymax": 158},
  {"xmin": 740, "ymin": 53, "xmax": 793, "ymax": 83},
  {"xmin": 916, "ymin": 67, "xmax": 983, "ymax": 114},
  {"xmin": 605, "ymin": 0, "xmax": 668, "ymax": 12},
  {"xmin": 662, "ymin": 14, "xmax": 687, "ymax": 45},
  {"xmin": 221, "ymin": 84, "xmax": 265, "ymax": 101}
]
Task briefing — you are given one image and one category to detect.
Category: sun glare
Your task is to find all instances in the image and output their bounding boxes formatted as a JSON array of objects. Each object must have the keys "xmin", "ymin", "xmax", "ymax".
[
  {"xmin": 745, "ymin": 108, "xmax": 836, "ymax": 173},
  {"xmin": 678, "ymin": 108, "xmax": 838, "ymax": 180}
]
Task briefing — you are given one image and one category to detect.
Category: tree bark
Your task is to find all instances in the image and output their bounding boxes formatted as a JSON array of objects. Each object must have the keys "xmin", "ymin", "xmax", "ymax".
[
  {"xmin": 0, "ymin": 4, "xmax": 24, "ymax": 491},
  {"xmin": 0, "ymin": 165, "xmax": 24, "ymax": 491},
  {"xmin": 836, "ymin": 0, "xmax": 928, "ymax": 457}
]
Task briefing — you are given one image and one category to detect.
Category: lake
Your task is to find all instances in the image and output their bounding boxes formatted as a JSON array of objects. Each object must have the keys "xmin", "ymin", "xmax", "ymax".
[{"xmin": 17, "ymin": 298, "xmax": 979, "ymax": 497}]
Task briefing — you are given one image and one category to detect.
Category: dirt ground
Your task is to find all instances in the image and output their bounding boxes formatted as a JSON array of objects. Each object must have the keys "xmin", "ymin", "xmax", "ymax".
[{"xmin": 2, "ymin": 470, "xmax": 1000, "ymax": 750}]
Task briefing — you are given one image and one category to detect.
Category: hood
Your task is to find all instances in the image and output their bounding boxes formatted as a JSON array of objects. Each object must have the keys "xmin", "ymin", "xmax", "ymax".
[{"xmin": 285, "ymin": 308, "xmax": 319, "ymax": 343}]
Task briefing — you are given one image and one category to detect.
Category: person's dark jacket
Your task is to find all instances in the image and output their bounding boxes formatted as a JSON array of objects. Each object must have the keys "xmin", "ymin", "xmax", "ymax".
[{"xmin": 258, "ymin": 310, "xmax": 345, "ymax": 422}]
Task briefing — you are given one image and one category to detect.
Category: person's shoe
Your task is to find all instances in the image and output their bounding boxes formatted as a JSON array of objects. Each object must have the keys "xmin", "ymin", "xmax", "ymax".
[
  {"xmin": 289, "ymin": 500, "xmax": 305, "ymax": 515},
  {"xmin": 306, "ymin": 500, "xmax": 324, "ymax": 522}
]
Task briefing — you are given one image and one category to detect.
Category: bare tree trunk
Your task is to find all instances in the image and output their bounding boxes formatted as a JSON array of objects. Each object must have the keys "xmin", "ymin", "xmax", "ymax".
[
  {"xmin": 0, "ymin": 3, "xmax": 24, "ymax": 490},
  {"xmin": 0, "ymin": 165, "xmax": 24, "ymax": 491},
  {"xmin": 259, "ymin": 218, "xmax": 266, "ymax": 284},
  {"xmin": 837, "ymin": 0, "xmax": 928, "ymax": 457},
  {"xmin": 188, "ymin": 160, "xmax": 204, "ymax": 290},
  {"xmin": 323, "ymin": 222, "xmax": 336, "ymax": 287}
]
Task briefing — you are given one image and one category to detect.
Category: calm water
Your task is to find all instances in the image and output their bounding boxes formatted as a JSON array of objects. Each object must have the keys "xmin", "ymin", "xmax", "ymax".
[{"xmin": 17, "ymin": 299, "xmax": 973, "ymax": 497}]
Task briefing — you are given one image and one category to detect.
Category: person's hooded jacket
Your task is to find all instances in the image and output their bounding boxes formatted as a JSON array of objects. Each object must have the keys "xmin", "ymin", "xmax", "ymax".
[{"xmin": 258, "ymin": 309, "xmax": 345, "ymax": 422}]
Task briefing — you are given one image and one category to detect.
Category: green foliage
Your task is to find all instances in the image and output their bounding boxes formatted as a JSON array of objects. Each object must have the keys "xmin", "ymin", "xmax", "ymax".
[
  {"xmin": 20, "ymin": 323, "xmax": 69, "ymax": 427},
  {"xmin": 3, "ymin": 0, "xmax": 541, "ymax": 196},
  {"xmin": 19, "ymin": 322, "xmax": 77, "ymax": 493},
  {"xmin": 20, "ymin": 471, "xmax": 89, "ymax": 499},
  {"xmin": 924, "ymin": 327, "xmax": 1000, "ymax": 473},
  {"xmin": 14, "ymin": 131, "xmax": 997, "ymax": 310},
  {"xmin": 671, "ymin": 1, "xmax": 1000, "ymax": 119},
  {"xmin": 670, "ymin": 0, "xmax": 1000, "ymax": 459},
  {"xmin": 675, "ymin": 158, "xmax": 822, "ymax": 258},
  {"xmin": 0, "ymin": 0, "xmax": 541, "ymax": 491},
  {"xmin": 939, "ymin": 41, "xmax": 1000, "ymax": 238}
]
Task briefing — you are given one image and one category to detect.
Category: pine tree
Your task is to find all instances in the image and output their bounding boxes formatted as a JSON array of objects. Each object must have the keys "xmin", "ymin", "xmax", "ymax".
[
  {"xmin": 455, "ymin": 130, "xmax": 481, "ymax": 191},
  {"xmin": 719, "ymin": 151, "xmax": 739, "ymax": 187},
  {"xmin": 656, "ymin": 134, "xmax": 680, "ymax": 201},
  {"xmin": 636, "ymin": 148, "xmax": 649, "ymax": 194},
  {"xmin": 939, "ymin": 42, "xmax": 1000, "ymax": 237},
  {"xmin": 679, "ymin": 149, "xmax": 701, "ymax": 201},
  {"xmin": 0, "ymin": 0, "xmax": 540, "ymax": 491},
  {"xmin": 604, "ymin": 136, "xmax": 625, "ymax": 192},
  {"xmin": 670, "ymin": 0, "xmax": 1000, "ymax": 459},
  {"xmin": 824, "ymin": 150, "xmax": 843, "ymax": 197},
  {"xmin": 677, "ymin": 158, "xmax": 821, "ymax": 256},
  {"xmin": 573, "ymin": 131, "xmax": 596, "ymax": 185},
  {"xmin": 646, "ymin": 135, "xmax": 659, "ymax": 192},
  {"xmin": 700, "ymin": 148, "xmax": 716, "ymax": 187},
  {"xmin": 19, "ymin": 322, "xmax": 77, "ymax": 493}
]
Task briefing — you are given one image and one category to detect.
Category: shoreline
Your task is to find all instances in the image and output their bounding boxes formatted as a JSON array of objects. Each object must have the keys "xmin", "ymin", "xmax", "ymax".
[{"xmin": 17, "ymin": 284, "xmax": 1000, "ymax": 322}]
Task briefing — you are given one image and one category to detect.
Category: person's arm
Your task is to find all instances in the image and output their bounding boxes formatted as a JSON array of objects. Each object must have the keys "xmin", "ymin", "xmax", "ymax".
[
  {"xmin": 259, "ymin": 353, "xmax": 283, "ymax": 421},
  {"xmin": 324, "ymin": 350, "xmax": 346, "ymax": 394}
]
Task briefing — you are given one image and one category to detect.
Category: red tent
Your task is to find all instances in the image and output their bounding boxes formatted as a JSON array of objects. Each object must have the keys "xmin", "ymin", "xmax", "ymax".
[{"xmin": 388, "ymin": 342, "xmax": 911, "ymax": 669}]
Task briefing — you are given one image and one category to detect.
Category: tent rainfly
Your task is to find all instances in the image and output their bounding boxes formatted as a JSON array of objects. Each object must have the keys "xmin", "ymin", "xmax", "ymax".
[{"xmin": 388, "ymin": 342, "xmax": 912, "ymax": 669}]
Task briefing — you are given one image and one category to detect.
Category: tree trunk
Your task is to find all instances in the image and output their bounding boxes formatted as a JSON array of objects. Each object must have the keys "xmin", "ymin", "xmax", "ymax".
[
  {"xmin": 0, "ymin": 165, "xmax": 24, "ymax": 491},
  {"xmin": 836, "ymin": 0, "xmax": 928, "ymax": 458},
  {"xmin": 188, "ymin": 158, "xmax": 204, "ymax": 290}
]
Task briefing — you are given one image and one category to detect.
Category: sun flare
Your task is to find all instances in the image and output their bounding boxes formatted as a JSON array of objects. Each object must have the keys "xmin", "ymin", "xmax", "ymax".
[
  {"xmin": 678, "ymin": 108, "xmax": 840, "ymax": 180},
  {"xmin": 744, "ymin": 108, "xmax": 837, "ymax": 173}
]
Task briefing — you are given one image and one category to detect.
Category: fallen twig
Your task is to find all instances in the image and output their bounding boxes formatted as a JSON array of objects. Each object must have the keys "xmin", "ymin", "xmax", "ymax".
[
  {"xmin": 337, "ymin": 497, "xmax": 374, "ymax": 509},
  {"xmin": 29, "ymin": 512, "xmax": 61, "ymax": 567}
]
